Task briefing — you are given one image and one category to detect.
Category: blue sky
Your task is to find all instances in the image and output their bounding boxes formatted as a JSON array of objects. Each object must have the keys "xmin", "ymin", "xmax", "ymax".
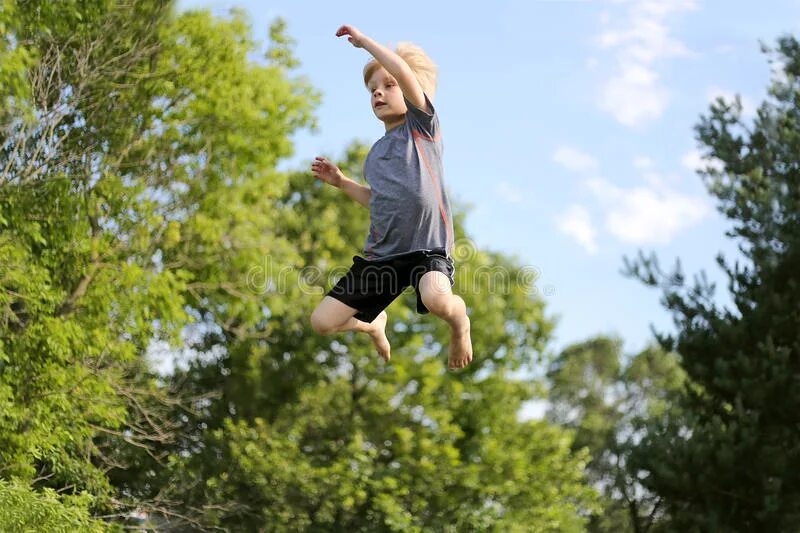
[{"xmin": 176, "ymin": 0, "xmax": 800, "ymax": 360}]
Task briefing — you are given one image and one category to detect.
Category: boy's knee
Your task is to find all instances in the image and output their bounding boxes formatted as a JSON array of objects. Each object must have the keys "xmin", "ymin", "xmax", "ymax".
[
  {"xmin": 310, "ymin": 309, "xmax": 334, "ymax": 335},
  {"xmin": 423, "ymin": 293, "xmax": 451, "ymax": 316}
]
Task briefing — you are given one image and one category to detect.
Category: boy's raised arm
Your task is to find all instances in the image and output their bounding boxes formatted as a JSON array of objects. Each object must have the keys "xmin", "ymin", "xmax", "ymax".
[{"xmin": 335, "ymin": 24, "xmax": 428, "ymax": 113}]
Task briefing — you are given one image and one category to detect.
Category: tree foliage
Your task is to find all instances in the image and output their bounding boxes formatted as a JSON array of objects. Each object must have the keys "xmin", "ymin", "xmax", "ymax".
[
  {"xmin": 622, "ymin": 35, "xmax": 800, "ymax": 530},
  {"xmin": 1, "ymin": 1, "xmax": 598, "ymax": 530},
  {"xmin": 547, "ymin": 336, "xmax": 685, "ymax": 532}
]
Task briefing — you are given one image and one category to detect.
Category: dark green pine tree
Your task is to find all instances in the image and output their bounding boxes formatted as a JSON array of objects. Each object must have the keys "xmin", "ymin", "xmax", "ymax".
[{"xmin": 622, "ymin": 35, "xmax": 800, "ymax": 530}]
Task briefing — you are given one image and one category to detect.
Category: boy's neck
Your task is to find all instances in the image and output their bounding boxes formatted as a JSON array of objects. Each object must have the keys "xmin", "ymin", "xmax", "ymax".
[{"xmin": 384, "ymin": 115, "xmax": 404, "ymax": 133}]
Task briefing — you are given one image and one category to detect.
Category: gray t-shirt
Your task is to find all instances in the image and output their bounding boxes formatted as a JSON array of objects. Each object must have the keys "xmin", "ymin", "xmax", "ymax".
[{"xmin": 362, "ymin": 92, "xmax": 454, "ymax": 261}]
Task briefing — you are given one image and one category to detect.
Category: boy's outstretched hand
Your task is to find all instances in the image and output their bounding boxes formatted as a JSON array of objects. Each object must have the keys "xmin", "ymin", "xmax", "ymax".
[
  {"xmin": 311, "ymin": 156, "xmax": 343, "ymax": 188},
  {"xmin": 335, "ymin": 25, "xmax": 366, "ymax": 48}
]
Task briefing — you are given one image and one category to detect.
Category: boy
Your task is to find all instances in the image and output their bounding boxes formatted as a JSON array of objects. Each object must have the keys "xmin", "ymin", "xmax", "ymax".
[{"xmin": 309, "ymin": 24, "xmax": 472, "ymax": 370}]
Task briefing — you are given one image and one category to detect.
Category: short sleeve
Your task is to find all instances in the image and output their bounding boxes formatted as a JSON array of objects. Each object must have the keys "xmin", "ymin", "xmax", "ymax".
[{"xmin": 404, "ymin": 92, "xmax": 438, "ymax": 139}]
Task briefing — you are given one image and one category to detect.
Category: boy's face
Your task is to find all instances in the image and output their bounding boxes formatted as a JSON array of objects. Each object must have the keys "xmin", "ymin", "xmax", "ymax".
[{"xmin": 367, "ymin": 67, "xmax": 407, "ymax": 123}]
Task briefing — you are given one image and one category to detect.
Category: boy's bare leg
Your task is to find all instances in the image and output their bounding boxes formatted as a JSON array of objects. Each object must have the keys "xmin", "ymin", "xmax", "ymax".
[
  {"xmin": 332, "ymin": 311, "xmax": 391, "ymax": 362},
  {"xmin": 310, "ymin": 297, "xmax": 391, "ymax": 361},
  {"xmin": 418, "ymin": 272, "xmax": 473, "ymax": 369}
]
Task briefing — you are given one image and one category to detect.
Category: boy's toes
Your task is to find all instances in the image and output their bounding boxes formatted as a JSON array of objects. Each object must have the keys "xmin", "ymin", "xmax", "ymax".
[
  {"xmin": 447, "ymin": 348, "xmax": 472, "ymax": 371},
  {"xmin": 368, "ymin": 311, "xmax": 391, "ymax": 362},
  {"xmin": 378, "ymin": 341, "xmax": 391, "ymax": 362},
  {"xmin": 448, "ymin": 321, "xmax": 473, "ymax": 370},
  {"xmin": 371, "ymin": 332, "xmax": 391, "ymax": 362}
]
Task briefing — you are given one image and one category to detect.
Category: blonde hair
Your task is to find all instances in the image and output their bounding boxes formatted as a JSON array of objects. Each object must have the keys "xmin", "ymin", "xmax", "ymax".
[{"xmin": 363, "ymin": 42, "xmax": 438, "ymax": 101}]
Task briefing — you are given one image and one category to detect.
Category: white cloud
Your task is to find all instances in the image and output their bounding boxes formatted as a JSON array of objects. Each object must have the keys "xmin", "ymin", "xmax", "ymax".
[
  {"xmin": 556, "ymin": 204, "xmax": 599, "ymax": 254},
  {"xmin": 583, "ymin": 176, "xmax": 710, "ymax": 245},
  {"xmin": 642, "ymin": 171, "xmax": 666, "ymax": 189},
  {"xmin": 594, "ymin": 0, "xmax": 697, "ymax": 127},
  {"xmin": 706, "ymin": 86, "xmax": 757, "ymax": 119},
  {"xmin": 495, "ymin": 181, "xmax": 524, "ymax": 204},
  {"xmin": 681, "ymin": 148, "xmax": 725, "ymax": 173},
  {"xmin": 553, "ymin": 146, "xmax": 599, "ymax": 173},
  {"xmin": 599, "ymin": 65, "xmax": 669, "ymax": 127},
  {"xmin": 633, "ymin": 156, "xmax": 654, "ymax": 169}
]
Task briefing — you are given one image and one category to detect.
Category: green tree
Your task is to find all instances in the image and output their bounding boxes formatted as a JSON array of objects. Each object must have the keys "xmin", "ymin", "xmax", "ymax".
[
  {"xmin": 1, "ymin": 0, "xmax": 318, "ymax": 527},
  {"xmin": 0, "ymin": 478, "xmax": 104, "ymax": 532},
  {"xmin": 622, "ymin": 35, "xmax": 800, "ymax": 530},
  {"xmin": 547, "ymin": 336, "xmax": 685, "ymax": 532},
  {"xmin": 135, "ymin": 143, "xmax": 600, "ymax": 530},
  {"xmin": 2, "ymin": 1, "xmax": 601, "ymax": 530},
  {"xmin": 1, "ymin": 1, "xmax": 190, "ymax": 524}
]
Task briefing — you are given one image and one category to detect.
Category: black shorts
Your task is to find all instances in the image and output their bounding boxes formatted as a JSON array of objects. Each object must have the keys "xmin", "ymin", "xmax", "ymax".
[{"xmin": 326, "ymin": 247, "xmax": 455, "ymax": 323}]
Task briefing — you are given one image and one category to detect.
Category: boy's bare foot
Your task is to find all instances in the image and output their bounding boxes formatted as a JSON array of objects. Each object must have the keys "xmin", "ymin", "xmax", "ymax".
[
  {"xmin": 448, "ymin": 316, "xmax": 473, "ymax": 370},
  {"xmin": 367, "ymin": 311, "xmax": 391, "ymax": 362}
]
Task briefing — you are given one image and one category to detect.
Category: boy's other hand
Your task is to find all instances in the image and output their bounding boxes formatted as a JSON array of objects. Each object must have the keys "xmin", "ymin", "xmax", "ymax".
[
  {"xmin": 311, "ymin": 156, "xmax": 344, "ymax": 187},
  {"xmin": 335, "ymin": 25, "xmax": 365, "ymax": 48}
]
